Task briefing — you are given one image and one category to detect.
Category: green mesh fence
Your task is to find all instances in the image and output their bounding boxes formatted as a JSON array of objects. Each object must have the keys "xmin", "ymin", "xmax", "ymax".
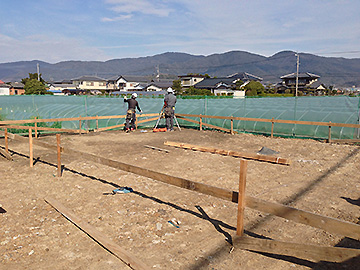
[{"xmin": 0, "ymin": 95, "xmax": 359, "ymax": 139}]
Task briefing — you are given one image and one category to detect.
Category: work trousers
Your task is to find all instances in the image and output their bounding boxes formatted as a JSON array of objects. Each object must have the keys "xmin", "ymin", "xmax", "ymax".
[
  {"xmin": 165, "ymin": 107, "xmax": 175, "ymax": 131},
  {"xmin": 125, "ymin": 110, "xmax": 136, "ymax": 130}
]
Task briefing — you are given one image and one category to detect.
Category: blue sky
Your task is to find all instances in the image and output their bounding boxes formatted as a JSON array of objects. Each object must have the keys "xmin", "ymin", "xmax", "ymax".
[{"xmin": 1, "ymin": 0, "xmax": 360, "ymax": 63}]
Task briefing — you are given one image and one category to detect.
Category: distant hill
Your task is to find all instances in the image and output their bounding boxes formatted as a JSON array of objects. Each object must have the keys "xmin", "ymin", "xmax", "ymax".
[{"xmin": 1, "ymin": 50, "xmax": 360, "ymax": 87}]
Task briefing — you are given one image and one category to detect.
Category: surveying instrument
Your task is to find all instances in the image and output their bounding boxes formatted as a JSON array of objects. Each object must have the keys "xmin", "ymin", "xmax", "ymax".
[{"xmin": 153, "ymin": 107, "xmax": 181, "ymax": 131}]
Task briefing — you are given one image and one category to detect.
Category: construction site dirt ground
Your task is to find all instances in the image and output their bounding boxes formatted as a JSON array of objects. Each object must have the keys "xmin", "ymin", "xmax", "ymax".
[{"xmin": 0, "ymin": 128, "xmax": 359, "ymax": 270}]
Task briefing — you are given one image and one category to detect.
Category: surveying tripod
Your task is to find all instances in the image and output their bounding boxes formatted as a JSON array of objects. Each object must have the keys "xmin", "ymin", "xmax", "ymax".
[{"xmin": 154, "ymin": 108, "xmax": 181, "ymax": 131}]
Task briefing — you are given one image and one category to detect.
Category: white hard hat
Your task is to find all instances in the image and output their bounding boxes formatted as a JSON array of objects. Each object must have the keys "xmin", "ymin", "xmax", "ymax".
[
  {"xmin": 132, "ymin": 93, "xmax": 138, "ymax": 98},
  {"xmin": 167, "ymin": 87, "xmax": 174, "ymax": 93}
]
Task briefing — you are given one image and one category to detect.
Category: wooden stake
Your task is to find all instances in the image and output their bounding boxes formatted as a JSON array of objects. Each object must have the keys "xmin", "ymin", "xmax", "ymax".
[
  {"xmin": 79, "ymin": 116, "xmax": 82, "ymax": 135},
  {"xmin": 29, "ymin": 128, "xmax": 33, "ymax": 167},
  {"xmin": 96, "ymin": 115, "xmax": 99, "ymax": 130},
  {"xmin": 271, "ymin": 118, "xmax": 274, "ymax": 138},
  {"xmin": 34, "ymin": 117, "xmax": 38, "ymax": 138},
  {"xmin": 5, "ymin": 128, "xmax": 8, "ymax": 153},
  {"xmin": 237, "ymin": 159, "xmax": 247, "ymax": 235},
  {"xmin": 231, "ymin": 118, "xmax": 234, "ymax": 135},
  {"xmin": 199, "ymin": 115, "xmax": 203, "ymax": 131},
  {"xmin": 328, "ymin": 121, "xmax": 332, "ymax": 143},
  {"xmin": 56, "ymin": 134, "xmax": 62, "ymax": 177}
]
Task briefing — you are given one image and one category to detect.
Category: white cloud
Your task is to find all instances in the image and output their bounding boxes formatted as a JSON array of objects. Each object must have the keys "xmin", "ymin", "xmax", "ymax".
[
  {"xmin": 104, "ymin": 0, "xmax": 173, "ymax": 19},
  {"xmin": 0, "ymin": 34, "xmax": 110, "ymax": 63},
  {"xmin": 101, "ymin": 14, "xmax": 133, "ymax": 22}
]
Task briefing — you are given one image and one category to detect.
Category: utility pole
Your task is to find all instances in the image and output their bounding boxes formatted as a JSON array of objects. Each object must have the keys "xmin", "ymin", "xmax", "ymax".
[
  {"xmin": 37, "ymin": 63, "xmax": 40, "ymax": 81},
  {"xmin": 295, "ymin": 53, "xmax": 300, "ymax": 97},
  {"xmin": 156, "ymin": 65, "xmax": 160, "ymax": 82}
]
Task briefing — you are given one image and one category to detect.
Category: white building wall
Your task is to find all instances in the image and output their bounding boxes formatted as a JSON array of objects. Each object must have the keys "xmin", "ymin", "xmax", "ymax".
[{"xmin": 0, "ymin": 86, "xmax": 10, "ymax": 95}]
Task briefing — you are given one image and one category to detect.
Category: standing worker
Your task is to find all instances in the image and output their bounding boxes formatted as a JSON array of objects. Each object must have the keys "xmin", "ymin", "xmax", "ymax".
[
  {"xmin": 164, "ymin": 87, "xmax": 177, "ymax": 131},
  {"xmin": 124, "ymin": 93, "xmax": 142, "ymax": 132}
]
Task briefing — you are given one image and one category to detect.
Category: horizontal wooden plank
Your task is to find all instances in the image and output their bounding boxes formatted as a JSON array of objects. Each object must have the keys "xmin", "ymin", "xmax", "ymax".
[
  {"xmin": 244, "ymin": 196, "xmax": 360, "ymax": 240},
  {"xmin": 176, "ymin": 113, "xmax": 360, "ymax": 129},
  {"xmin": 177, "ymin": 116, "xmax": 231, "ymax": 132},
  {"xmin": 0, "ymin": 113, "xmax": 159, "ymax": 125},
  {"xmin": 136, "ymin": 116, "xmax": 159, "ymax": 124},
  {"xmin": 96, "ymin": 123, "xmax": 125, "ymax": 132},
  {"xmin": 0, "ymin": 125, "xmax": 88, "ymax": 134},
  {"xmin": 95, "ymin": 116, "xmax": 159, "ymax": 132},
  {"xmin": 235, "ymin": 236, "xmax": 360, "ymax": 262},
  {"xmin": 331, "ymin": 139, "xmax": 360, "ymax": 143},
  {"xmin": 176, "ymin": 116, "xmax": 199, "ymax": 125},
  {"xmin": 164, "ymin": 141, "xmax": 290, "ymax": 165},
  {"xmin": 44, "ymin": 198, "xmax": 151, "ymax": 270}
]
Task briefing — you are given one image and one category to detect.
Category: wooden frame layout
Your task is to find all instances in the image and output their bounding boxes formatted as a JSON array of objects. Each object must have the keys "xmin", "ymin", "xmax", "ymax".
[
  {"xmin": 2, "ymin": 130, "xmax": 360, "ymax": 263},
  {"xmin": 176, "ymin": 113, "xmax": 360, "ymax": 143}
]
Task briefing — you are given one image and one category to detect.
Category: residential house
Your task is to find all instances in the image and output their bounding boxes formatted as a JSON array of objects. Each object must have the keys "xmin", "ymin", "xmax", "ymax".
[
  {"xmin": 108, "ymin": 75, "xmax": 149, "ymax": 92},
  {"xmin": 311, "ymin": 81, "xmax": 329, "ymax": 95},
  {"xmin": 71, "ymin": 76, "xmax": 108, "ymax": 92},
  {"xmin": 0, "ymin": 80, "xmax": 10, "ymax": 95},
  {"xmin": 227, "ymin": 72, "xmax": 263, "ymax": 83},
  {"xmin": 279, "ymin": 72, "xmax": 320, "ymax": 94},
  {"xmin": 194, "ymin": 72, "xmax": 262, "ymax": 96},
  {"xmin": 145, "ymin": 81, "xmax": 173, "ymax": 92},
  {"xmin": 178, "ymin": 75, "xmax": 206, "ymax": 88},
  {"xmin": 48, "ymin": 80, "xmax": 76, "ymax": 95},
  {"xmin": 9, "ymin": 82, "xmax": 25, "ymax": 95}
]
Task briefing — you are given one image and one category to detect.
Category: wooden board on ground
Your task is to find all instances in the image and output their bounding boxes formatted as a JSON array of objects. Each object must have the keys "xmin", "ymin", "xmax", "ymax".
[
  {"xmin": 0, "ymin": 147, "xmax": 12, "ymax": 160},
  {"xmin": 44, "ymin": 198, "xmax": 151, "ymax": 270},
  {"xmin": 164, "ymin": 141, "xmax": 291, "ymax": 165},
  {"xmin": 235, "ymin": 236, "xmax": 360, "ymax": 263}
]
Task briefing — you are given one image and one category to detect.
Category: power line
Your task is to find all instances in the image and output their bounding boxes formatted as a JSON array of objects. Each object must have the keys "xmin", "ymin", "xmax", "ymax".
[{"xmin": 310, "ymin": 50, "xmax": 360, "ymax": 56}]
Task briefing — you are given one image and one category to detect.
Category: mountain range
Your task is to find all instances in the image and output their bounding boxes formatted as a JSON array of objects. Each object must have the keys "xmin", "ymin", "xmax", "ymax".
[{"xmin": 1, "ymin": 50, "xmax": 360, "ymax": 87}]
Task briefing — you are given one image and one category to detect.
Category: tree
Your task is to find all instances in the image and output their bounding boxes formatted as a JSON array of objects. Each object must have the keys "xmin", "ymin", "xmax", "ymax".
[
  {"xmin": 24, "ymin": 79, "xmax": 49, "ymax": 95},
  {"xmin": 234, "ymin": 80, "xmax": 244, "ymax": 90},
  {"xmin": 183, "ymin": 86, "xmax": 213, "ymax": 96},
  {"xmin": 172, "ymin": 79, "xmax": 182, "ymax": 95},
  {"xmin": 21, "ymin": 73, "xmax": 46, "ymax": 85},
  {"xmin": 244, "ymin": 81, "xmax": 265, "ymax": 96}
]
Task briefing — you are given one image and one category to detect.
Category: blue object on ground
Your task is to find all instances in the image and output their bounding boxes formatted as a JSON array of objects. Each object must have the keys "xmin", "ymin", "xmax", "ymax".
[
  {"xmin": 112, "ymin": 187, "xmax": 133, "ymax": 194},
  {"xmin": 168, "ymin": 220, "xmax": 180, "ymax": 228}
]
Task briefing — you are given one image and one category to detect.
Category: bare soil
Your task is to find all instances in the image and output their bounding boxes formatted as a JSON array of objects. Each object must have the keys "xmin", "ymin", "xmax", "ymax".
[{"xmin": 0, "ymin": 128, "xmax": 359, "ymax": 270}]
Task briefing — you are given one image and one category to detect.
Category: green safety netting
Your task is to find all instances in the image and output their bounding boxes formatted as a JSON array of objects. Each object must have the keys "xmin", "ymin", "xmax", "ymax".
[{"xmin": 0, "ymin": 95, "xmax": 359, "ymax": 140}]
